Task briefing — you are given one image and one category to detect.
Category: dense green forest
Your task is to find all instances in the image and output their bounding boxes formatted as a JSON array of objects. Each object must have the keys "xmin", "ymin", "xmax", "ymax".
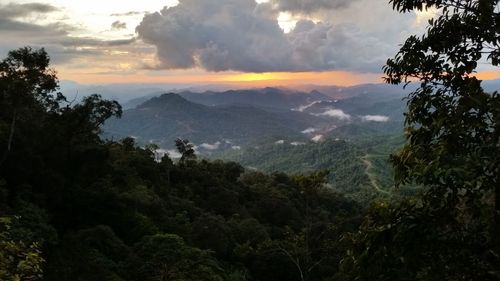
[
  {"xmin": 0, "ymin": 47, "xmax": 362, "ymax": 281},
  {"xmin": 1, "ymin": 0, "xmax": 500, "ymax": 280},
  {"xmin": 213, "ymin": 136, "xmax": 407, "ymax": 199}
]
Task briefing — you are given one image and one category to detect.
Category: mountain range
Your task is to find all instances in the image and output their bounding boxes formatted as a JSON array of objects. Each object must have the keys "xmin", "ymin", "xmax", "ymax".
[{"xmin": 103, "ymin": 85, "xmax": 408, "ymax": 151}]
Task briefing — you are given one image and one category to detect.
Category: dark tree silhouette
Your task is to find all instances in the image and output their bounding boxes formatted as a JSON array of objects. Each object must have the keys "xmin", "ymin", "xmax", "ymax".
[
  {"xmin": 384, "ymin": 0, "xmax": 500, "ymax": 221},
  {"xmin": 175, "ymin": 138, "xmax": 196, "ymax": 162}
]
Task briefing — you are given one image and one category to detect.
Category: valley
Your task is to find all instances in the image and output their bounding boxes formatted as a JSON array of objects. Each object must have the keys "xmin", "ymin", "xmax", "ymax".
[{"xmin": 103, "ymin": 85, "xmax": 409, "ymax": 198}]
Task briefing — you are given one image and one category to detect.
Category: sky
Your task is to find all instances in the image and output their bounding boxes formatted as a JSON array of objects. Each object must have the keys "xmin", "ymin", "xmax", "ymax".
[{"xmin": 0, "ymin": 0, "xmax": 498, "ymax": 87}]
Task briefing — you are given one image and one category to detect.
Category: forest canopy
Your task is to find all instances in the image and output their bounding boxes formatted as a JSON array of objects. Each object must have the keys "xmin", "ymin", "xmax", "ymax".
[{"xmin": 0, "ymin": 0, "xmax": 499, "ymax": 280}]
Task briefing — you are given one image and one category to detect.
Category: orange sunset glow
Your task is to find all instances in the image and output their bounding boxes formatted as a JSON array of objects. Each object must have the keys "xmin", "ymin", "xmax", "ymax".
[
  {"xmin": 58, "ymin": 69, "xmax": 498, "ymax": 87},
  {"xmin": 57, "ymin": 70, "xmax": 384, "ymax": 87}
]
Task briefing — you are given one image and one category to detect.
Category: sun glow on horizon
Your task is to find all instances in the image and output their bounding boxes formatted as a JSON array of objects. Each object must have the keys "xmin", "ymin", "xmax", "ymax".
[
  {"xmin": 476, "ymin": 70, "xmax": 500, "ymax": 81},
  {"xmin": 57, "ymin": 69, "xmax": 385, "ymax": 87}
]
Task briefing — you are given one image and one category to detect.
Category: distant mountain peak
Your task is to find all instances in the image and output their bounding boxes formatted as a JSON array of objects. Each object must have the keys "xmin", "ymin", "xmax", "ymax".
[{"xmin": 138, "ymin": 93, "xmax": 197, "ymax": 109}]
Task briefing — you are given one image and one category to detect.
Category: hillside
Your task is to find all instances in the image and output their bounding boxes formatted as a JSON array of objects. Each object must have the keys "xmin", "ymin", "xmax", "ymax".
[
  {"xmin": 213, "ymin": 136, "xmax": 406, "ymax": 198},
  {"xmin": 103, "ymin": 87, "xmax": 407, "ymax": 150},
  {"xmin": 179, "ymin": 87, "xmax": 331, "ymax": 112},
  {"xmin": 103, "ymin": 93, "xmax": 318, "ymax": 147}
]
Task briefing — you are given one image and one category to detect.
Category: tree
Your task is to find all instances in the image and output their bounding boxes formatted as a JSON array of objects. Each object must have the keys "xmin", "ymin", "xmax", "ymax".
[
  {"xmin": 175, "ymin": 138, "xmax": 196, "ymax": 163},
  {"xmin": 0, "ymin": 217, "xmax": 45, "ymax": 281},
  {"xmin": 384, "ymin": 0, "xmax": 500, "ymax": 220},
  {"xmin": 0, "ymin": 47, "xmax": 64, "ymax": 166},
  {"xmin": 341, "ymin": 1, "xmax": 500, "ymax": 280},
  {"xmin": 130, "ymin": 234, "xmax": 223, "ymax": 281}
]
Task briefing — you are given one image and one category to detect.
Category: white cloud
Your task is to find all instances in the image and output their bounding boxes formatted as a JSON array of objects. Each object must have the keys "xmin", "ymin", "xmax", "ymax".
[
  {"xmin": 0, "ymin": 0, "xmax": 434, "ymax": 75},
  {"xmin": 135, "ymin": 0, "xmax": 416, "ymax": 72},
  {"xmin": 275, "ymin": 140, "xmax": 285, "ymax": 144},
  {"xmin": 314, "ymin": 109, "xmax": 351, "ymax": 120},
  {"xmin": 111, "ymin": 20, "xmax": 127, "ymax": 30},
  {"xmin": 268, "ymin": 0, "xmax": 356, "ymax": 15},
  {"xmin": 137, "ymin": 0, "xmax": 295, "ymax": 72},
  {"xmin": 301, "ymin": 127, "xmax": 317, "ymax": 134},
  {"xmin": 291, "ymin": 141, "xmax": 306, "ymax": 146},
  {"xmin": 166, "ymin": 149, "xmax": 182, "ymax": 159},
  {"xmin": 362, "ymin": 115, "xmax": 390, "ymax": 122},
  {"xmin": 311, "ymin": 134, "xmax": 324, "ymax": 142},
  {"xmin": 199, "ymin": 141, "xmax": 221, "ymax": 150},
  {"xmin": 292, "ymin": 100, "xmax": 321, "ymax": 112},
  {"xmin": 232, "ymin": 146, "xmax": 241, "ymax": 150}
]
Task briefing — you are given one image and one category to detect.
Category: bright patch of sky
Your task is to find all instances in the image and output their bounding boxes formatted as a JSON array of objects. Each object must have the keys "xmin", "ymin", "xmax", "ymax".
[{"xmin": 0, "ymin": 0, "xmax": 497, "ymax": 85}]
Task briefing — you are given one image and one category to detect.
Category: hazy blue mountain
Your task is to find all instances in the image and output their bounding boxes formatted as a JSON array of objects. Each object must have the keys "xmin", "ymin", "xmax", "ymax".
[
  {"xmin": 295, "ymin": 83, "xmax": 415, "ymax": 99},
  {"xmin": 178, "ymin": 87, "xmax": 332, "ymax": 112},
  {"xmin": 483, "ymin": 78, "xmax": 500, "ymax": 92},
  {"xmin": 103, "ymin": 93, "xmax": 319, "ymax": 148},
  {"xmin": 121, "ymin": 92, "xmax": 163, "ymax": 109},
  {"xmin": 103, "ymin": 85, "xmax": 408, "ymax": 151}
]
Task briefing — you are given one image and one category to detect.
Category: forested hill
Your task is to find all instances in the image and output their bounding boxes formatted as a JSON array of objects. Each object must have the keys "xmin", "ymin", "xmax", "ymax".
[
  {"xmin": 213, "ymin": 135, "xmax": 410, "ymax": 199},
  {"xmin": 178, "ymin": 87, "xmax": 331, "ymax": 112},
  {"xmin": 3, "ymin": 1, "xmax": 500, "ymax": 276},
  {"xmin": 103, "ymin": 93, "xmax": 318, "ymax": 146},
  {"xmin": 0, "ymin": 48, "xmax": 363, "ymax": 280},
  {"xmin": 103, "ymin": 88, "xmax": 406, "ymax": 150}
]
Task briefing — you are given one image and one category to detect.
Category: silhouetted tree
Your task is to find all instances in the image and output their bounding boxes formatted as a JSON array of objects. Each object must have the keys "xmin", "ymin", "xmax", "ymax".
[
  {"xmin": 342, "ymin": 1, "xmax": 500, "ymax": 280},
  {"xmin": 384, "ymin": 0, "xmax": 500, "ymax": 221},
  {"xmin": 0, "ymin": 47, "xmax": 64, "ymax": 166},
  {"xmin": 175, "ymin": 138, "xmax": 196, "ymax": 162}
]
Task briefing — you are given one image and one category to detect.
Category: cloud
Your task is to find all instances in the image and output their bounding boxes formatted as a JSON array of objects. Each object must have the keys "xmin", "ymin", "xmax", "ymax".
[
  {"xmin": 136, "ymin": 0, "xmax": 410, "ymax": 72},
  {"xmin": 111, "ymin": 20, "xmax": 127, "ymax": 30},
  {"xmin": 291, "ymin": 141, "xmax": 306, "ymax": 146},
  {"xmin": 361, "ymin": 115, "xmax": 390, "ymax": 122},
  {"xmin": 0, "ymin": 3, "xmax": 137, "ymax": 66},
  {"xmin": 111, "ymin": 11, "xmax": 147, "ymax": 17},
  {"xmin": 166, "ymin": 149, "xmax": 182, "ymax": 159},
  {"xmin": 275, "ymin": 140, "xmax": 285, "ymax": 144},
  {"xmin": 301, "ymin": 127, "xmax": 317, "ymax": 134},
  {"xmin": 314, "ymin": 109, "xmax": 351, "ymax": 120},
  {"xmin": 199, "ymin": 141, "xmax": 221, "ymax": 150},
  {"xmin": 311, "ymin": 134, "xmax": 324, "ymax": 142},
  {"xmin": 292, "ymin": 100, "xmax": 321, "ymax": 112},
  {"xmin": 268, "ymin": 0, "xmax": 356, "ymax": 15},
  {"xmin": 0, "ymin": 18, "xmax": 67, "ymax": 35},
  {"xmin": 56, "ymin": 37, "xmax": 136, "ymax": 47},
  {"xmin": 137, "ymin": 0, "xmax": 295, "ymax": 72},
  {"xmin": 0, "ymin": 3, "xmax": 59, "ymax": 19}
]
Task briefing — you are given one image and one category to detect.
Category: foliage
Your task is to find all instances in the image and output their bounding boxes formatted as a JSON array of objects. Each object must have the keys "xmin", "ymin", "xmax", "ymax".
[
  {"xmin": 130, "ymin": 234, "xmax": 223, "ymax": 281},
  {"xmin": 342, "ymin": 192, "xmax": 500, "ymax": 280},
  {"xmin": 175, "ymin": 138, "xmax": 196, "ymax": 162},
  {"xmin": 343, "ymin": 1, "xmax": 500, "ymax": 280},
  {"xmin": 215, "ymin": 136, "xmax": 409, "ymax": 200},
  {"xmin": 384, "ymin": 0, "xmax": 500, "ymax": 212},
  {"xmin": 0, "ymin": 217, "xmax": 45, "ymax": 281},
  {"xmin": 216, "ymin": 138, "xmax": 370, "ymax": 193},
  {"xmin": 0, "ymin": 47, "xmax": 363, "ymax": 281}
]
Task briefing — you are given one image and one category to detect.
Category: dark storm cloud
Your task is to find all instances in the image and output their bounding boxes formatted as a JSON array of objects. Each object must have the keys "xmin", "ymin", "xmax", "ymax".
[
  {"xmin": 111, "ymin": 20, "xmax": 127, "ymax": 30},
  {"xmin": 269, "ymin": 0, "xmax": 356, "ymax": 14},
  {"xmin": 136, "ymin": 0, "xmax": 402, "ymax": 72},
  {"xmin": 137, "ymin": 0, "xmax": 296, "ymax": 72},
  {"xmin": 0, "ymin": 2, "xmax": 59, "ymax": 19},
  {"xmin": 56, "ymin": 37, "xmax": 136, "ymax": 47},
  {"xmin": 110, "ymin": 11, "xmax": 146, "ymax": 17}
]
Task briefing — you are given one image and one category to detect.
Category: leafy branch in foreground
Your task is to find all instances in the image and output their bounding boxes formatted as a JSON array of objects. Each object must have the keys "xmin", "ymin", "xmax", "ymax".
[
  {"xmin": 384, "ymin": 0, "xmax": 500, "ymax": 221},
  {"xmin": 342, "ymin": 1, "xmax": 500, "ymax": 280}
]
